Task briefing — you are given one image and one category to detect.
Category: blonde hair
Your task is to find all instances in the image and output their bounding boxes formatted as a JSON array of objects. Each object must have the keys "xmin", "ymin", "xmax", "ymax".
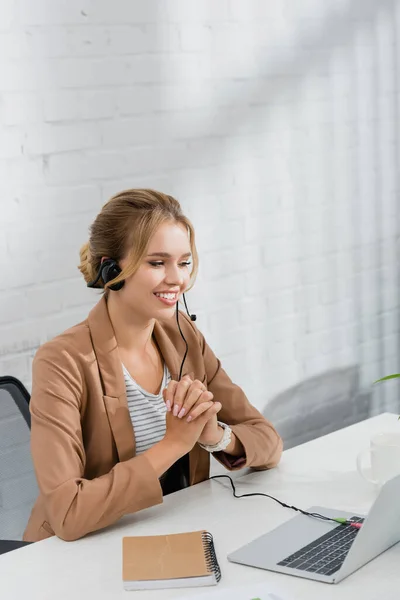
[{"xmin": 78, "ymin": 189, "xmax": 198, "ymax": 292}]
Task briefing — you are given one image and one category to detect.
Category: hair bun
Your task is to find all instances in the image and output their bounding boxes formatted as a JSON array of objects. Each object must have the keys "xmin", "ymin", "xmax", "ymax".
[{"xmin": 78, "ymin": 241, "xmax": 95, "ymax": 284}]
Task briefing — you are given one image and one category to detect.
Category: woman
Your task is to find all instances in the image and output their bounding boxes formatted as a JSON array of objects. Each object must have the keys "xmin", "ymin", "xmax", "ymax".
[{"xmin": 23, "ymin": 189, "xmax": 282, "ymax": 542}]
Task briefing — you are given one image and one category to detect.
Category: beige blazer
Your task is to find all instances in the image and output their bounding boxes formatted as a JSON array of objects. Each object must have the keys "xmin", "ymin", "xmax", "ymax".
[{"xmin": 23, "ymin": 297, "xmax": 282, "ymax": 542}]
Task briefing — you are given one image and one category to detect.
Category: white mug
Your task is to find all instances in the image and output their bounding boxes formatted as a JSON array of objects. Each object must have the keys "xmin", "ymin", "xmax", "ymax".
[{"xmin": 357, "ymin": 432, "xmax": 400, "ymax": 486}]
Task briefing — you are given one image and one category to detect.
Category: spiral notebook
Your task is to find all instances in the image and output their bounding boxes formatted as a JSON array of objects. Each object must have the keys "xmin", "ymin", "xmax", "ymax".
[{"xmin": 122, "ymin": 530, "xmax": 221, "ymax": 591}]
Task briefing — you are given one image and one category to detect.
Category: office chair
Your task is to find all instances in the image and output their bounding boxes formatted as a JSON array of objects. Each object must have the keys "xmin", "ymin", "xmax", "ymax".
[
  {"xmin": 264, "ymin": 366, "xmax": 372, "ymax": 450},
  {"xmin": 0, "ymin": 376, "xmax": 36, "ymax": 555}
]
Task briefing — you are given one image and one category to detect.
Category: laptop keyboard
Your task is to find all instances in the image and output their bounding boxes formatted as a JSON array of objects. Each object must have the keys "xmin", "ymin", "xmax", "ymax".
[{"xmin": 277, "ymin": 516, "xmax": 365, "ymax": 576}]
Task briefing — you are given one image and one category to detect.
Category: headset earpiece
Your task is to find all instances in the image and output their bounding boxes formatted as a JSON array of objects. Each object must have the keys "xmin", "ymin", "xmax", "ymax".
[
  {"xmin": 101, "ymin": 259, "xmax": 124, "ymax": 291},
  {"xmin": 87, "ymin": 259, "xmax": 124, "ymax": 291}
]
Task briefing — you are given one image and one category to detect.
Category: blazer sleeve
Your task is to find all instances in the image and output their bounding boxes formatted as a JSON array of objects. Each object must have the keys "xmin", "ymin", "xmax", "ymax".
[
  {"xmin": 197, "ymin": 329, "xmax": 283, "ymax": 470},
  {"xmin": 29, "ymin": 342, "xmax": 163, "ymax": 542}
]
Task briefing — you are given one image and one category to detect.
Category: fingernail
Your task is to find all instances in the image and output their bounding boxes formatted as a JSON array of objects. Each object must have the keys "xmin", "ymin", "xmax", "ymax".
[
  {"xmin": 186, "ymin": 415, "xmax": 192, "ymax": 422},
  {"xmin": 173, "ymin": 405, "xmax": 180, "ymax": 417},
  {"xmin": 178, "ymin": 407, "xmax": 186, "ymax": 418},
  {"xmin": 166, "ymin": 401, "xmax": 171, "ymax": 411}
]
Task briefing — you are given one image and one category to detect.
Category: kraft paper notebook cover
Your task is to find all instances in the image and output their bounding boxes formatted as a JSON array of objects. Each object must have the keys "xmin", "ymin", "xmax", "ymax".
[{"xmin": 122, "ymin": 530, "xmax": 221, "ymax": 591}]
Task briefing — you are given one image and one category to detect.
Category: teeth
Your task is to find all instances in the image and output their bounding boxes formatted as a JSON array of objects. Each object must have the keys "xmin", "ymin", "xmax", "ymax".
[{"xmin": 155, "ymin": 293, "xmax": 176, "ymax": 300}]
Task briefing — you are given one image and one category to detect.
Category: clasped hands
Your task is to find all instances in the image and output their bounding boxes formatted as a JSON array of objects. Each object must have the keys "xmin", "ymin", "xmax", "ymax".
[{"xmin": 162, "ymin": 374, "xmax": 224, "ymax": 447}]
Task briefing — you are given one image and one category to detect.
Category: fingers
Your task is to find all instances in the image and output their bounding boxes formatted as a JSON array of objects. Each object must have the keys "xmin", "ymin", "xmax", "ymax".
[
  {"xmin": 187, "ymin": 399, "xmax": 221, "ymax": 422},
  {"xmin": 179, "ymin": 388, "xmax": 214, "ymax": 419},
  {"xmin": 174, "ymin": 386, "xmax": 202, "ymax": 418},
  {"xmin": 186, "ymin": 399, "xmax": 214, "ymax": 422},
  {"xmin": 164, "ymin": 375, "xmax": 213, "ymax": 417},
  {"xmin": 196, "ymin": 401, "xmax": 222, "ymax": 424},
  {"xmin": 164, "ymin": 374, "xmax": 191, "ymax": 414},
  {"xmin": 171, "ymin": 375, "xmax": 194, "ymax": 415},
  {"xmin": 163, "ymin": 380, "xmax": 178, "ymax": 412}
]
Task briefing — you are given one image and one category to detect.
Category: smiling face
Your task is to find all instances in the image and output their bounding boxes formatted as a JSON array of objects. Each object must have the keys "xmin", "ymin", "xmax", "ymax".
[{"xmin": 117, "ymin": 220, "xmax": 193, "ymax": 321}]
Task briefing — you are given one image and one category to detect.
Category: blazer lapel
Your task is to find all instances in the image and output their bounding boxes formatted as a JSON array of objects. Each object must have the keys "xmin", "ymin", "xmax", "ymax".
[
  {"xmin": 152, "ymin": 320, "xmax": 181, "ymax": 381},
  {"xmin": 87, "ymin": 297, "xmax": 135, "ymax": 463}
]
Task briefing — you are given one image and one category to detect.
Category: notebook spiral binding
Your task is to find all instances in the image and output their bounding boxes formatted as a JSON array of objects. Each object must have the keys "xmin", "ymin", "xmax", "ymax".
[{"xmin": 201, "ymin": 531, "xmax": 222, "ymax": 583}]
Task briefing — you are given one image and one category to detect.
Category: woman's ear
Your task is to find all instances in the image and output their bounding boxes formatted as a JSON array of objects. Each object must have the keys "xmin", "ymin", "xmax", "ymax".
[{"xmin": 101, "ymin": 256, "xmax": 110, "ymax": 264}]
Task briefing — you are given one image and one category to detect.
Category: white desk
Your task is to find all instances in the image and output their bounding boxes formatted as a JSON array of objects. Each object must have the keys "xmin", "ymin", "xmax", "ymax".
[{"xmin": 2, "ymin": 413, "xmax": 400, "ymax": 600}]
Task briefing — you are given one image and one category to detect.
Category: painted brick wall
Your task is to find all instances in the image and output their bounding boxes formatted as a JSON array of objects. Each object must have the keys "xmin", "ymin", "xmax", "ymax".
[{"xmin": 1, "ymin": 0, "xmax": 399, "ymax": 421}]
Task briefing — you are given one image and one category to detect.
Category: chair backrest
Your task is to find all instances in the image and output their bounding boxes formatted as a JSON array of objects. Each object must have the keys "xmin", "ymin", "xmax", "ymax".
[
  {"xmin": 264, "ymin": 366, "xmax": 372, "ymax": 450},
  {"xmin": 0, "ymin": 377, "xmax": 38, "ymax": 541}
]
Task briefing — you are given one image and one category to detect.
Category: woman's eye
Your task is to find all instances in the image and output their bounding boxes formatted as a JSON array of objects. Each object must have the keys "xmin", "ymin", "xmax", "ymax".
[
  {"xmin": 148, "ymin": 261, "xmax": 191, "ymax": 268},
  {"xmin": 149, "ymin": 261, "xmax": 164, "ymax": 267}
]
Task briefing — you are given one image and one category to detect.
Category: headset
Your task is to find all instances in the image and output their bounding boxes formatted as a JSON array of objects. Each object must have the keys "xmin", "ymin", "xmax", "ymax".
[
  {"xmin": 86, "ymin": 258, "xmax": 125, "ymax": 292},
  {"xmin": 87, "ymin": 258, "xmax": 195, "ymax": 379}
]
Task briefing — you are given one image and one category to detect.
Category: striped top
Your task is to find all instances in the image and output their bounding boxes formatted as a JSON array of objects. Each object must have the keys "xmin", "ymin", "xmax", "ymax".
[{"xmin": 123, "ymin": 363, "xmax": 170, "ymax": 455}]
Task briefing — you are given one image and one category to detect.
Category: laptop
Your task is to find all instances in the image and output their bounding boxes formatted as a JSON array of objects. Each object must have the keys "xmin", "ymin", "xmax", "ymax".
[{"xmin": 228, "ymin": 473, "xmax": 400, "ymax": 584}]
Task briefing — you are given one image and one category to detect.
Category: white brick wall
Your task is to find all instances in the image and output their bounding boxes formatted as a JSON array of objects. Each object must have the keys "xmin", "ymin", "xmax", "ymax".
[{"xmin": 1, "ymin": 0, "xmax": 399, "ymax": 419}]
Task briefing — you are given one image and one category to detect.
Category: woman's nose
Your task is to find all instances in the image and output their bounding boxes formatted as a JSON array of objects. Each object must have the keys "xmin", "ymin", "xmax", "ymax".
[{"xmin": 164, "ymin": 264, "xmax": 184, "ymax": 285}]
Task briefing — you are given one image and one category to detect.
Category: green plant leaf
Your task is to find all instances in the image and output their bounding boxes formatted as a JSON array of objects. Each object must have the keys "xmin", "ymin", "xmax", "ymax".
[{"xmin": 374, "ymin": 374, "xmax": 400, "ymax": 383}]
